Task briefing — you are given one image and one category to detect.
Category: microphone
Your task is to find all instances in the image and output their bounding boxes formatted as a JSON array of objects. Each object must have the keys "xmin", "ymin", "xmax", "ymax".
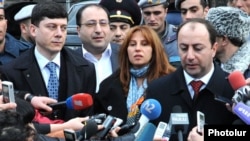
[
  {"xmin": 233, "ymin": 102, "xmax": 250, "ymax": 125},
  {"xmin": 134, "ymin": 98, "xmax": 162, "ymax": 137},
  {"xmin": 169, "ymin": 105, "xmax": 189, "ymax": 141},
  {"xmin": 77, "ymin": 119, "xmax": 98, "ymax": 141},
  {"xmin": 228, "ymin": 71, "xmax": 250, "ymax": 103},
  {"xmin": 48, "ymin": 93, "xmax": 93, "ymax": 110},
  {"xmin": 135, "ymin": 123, "xmax": 157, "ymax": 141}
]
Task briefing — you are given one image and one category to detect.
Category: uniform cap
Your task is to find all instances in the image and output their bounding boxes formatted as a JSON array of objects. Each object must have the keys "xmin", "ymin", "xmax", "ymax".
[
  {"xmin": 14, "ymin": 4, "xmax": 36, "ymax": 21},
  {"xmin": 99, "ymin": 0, "xmax": 141, "ymax": 26},
  {"xmin": 138, "ymin": 0, "xmax": 167, "ymax": 9}
]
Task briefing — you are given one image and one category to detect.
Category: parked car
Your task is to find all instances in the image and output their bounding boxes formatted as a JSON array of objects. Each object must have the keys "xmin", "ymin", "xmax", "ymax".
[{"xmin": 65, "ymin": 0, "xmax": 100, "ymax": 49}]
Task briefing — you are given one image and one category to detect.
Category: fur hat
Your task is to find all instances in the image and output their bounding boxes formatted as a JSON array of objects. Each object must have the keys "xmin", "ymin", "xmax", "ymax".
[{"xmin": 206, "ymin": 6, "xmax": 250, "ymax": 42}]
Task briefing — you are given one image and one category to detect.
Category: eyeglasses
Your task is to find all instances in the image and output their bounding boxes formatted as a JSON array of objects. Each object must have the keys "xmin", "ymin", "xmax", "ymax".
[{"xmin": 80, "ymin": 20, "xmax": 109, "ymax": 28}]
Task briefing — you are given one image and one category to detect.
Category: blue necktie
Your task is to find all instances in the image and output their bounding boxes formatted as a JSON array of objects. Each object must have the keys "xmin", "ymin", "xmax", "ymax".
[{"xmin": 46, "ymin": 62, "xmax": 59, "ymax": 100}]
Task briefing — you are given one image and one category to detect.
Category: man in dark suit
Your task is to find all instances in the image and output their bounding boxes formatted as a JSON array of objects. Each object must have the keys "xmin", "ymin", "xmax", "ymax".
[
  {"xmin": 145, "ymin": 18, "xmax": 238, "ymax": 141},
  {"xmin": 75, "ymin": 4, "xmax": 119, "ymax": 93},
  {"xmin": 0, "ymin": 1, "xmax": 96, "ymax": 130}
]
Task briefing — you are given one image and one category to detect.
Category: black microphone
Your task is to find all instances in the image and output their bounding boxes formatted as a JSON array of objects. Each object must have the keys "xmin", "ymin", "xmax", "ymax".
[
  {"xmin": 169, "ymin": 105, "xmax": 189, "ymax": 141},
  {"xmin": 232, "ymin": 119, "xmax": 245, "ymax": 125},
  {"xmin": 77, "ymin": 119, "xmax": 98, "ymax": 141}
]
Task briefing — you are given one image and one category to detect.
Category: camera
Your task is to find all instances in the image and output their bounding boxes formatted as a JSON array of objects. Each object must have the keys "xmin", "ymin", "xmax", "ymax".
[{"xmin": 2, "ymin": 81, "xmax": 15, "ymax": 104}]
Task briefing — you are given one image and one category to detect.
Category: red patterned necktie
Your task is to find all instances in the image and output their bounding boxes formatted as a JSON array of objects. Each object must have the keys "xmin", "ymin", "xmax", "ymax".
[{"xmin": 190, "ymin": 80, "xmax": 203, "ymax": 99}]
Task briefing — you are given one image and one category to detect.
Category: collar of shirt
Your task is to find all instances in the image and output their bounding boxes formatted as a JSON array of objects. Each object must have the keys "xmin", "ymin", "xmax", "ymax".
[
  {"xmin": 81, "ymin": 44, "xmax": 112, "ymax": 62},
  {"xmin": 35, "ymin": 47, "xmax": 61, "ymax": 69},
  {"xmin": 35, "ymin": 47, "xmax": 60, "ymax": 86}
]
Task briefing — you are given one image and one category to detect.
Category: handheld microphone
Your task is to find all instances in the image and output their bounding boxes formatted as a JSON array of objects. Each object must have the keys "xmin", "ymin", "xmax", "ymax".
[
  {"xmin": 228, "ymin": 71, "xmax": 250, "ymax": 103},
  {"xmin": 77, "ymin": 119, "xmax": 98, "ymax": 141},
  {"xmin": 233, "ymin": 102, "xmax": 250, "ymax": 125},
  {"xmin": 48, "ymin": 93, "xmax": 93, "ymax": 110},
  {"xmin": 134, "ymin": 99, "xmax": 162, "ymax": 137},
  {"xmin": 169, "ymin": 105, "xmax": 189, "ymax": 141},
  {"xmin": 95, "ymin": 115, "xmax": 116, "ymax": 139},
  {"xmin": 135, "ymin": 123, "xmax": 157, "ymax": 141}
]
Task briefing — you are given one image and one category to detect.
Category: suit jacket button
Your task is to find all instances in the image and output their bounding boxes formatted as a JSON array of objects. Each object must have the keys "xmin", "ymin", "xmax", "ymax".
[{"xmin": 107, "ymin": 106, "xmax": 112, "ymax": 111}]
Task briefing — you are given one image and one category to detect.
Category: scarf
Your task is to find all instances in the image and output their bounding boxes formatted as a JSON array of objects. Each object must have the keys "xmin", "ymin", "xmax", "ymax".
[{"xmin": 126, "ymin": 65, "xmax": 149, "ymax": 112}]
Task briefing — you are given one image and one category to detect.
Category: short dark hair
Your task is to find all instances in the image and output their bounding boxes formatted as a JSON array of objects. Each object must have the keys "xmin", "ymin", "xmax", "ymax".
[
  {"xmin": 177, "ymin": 18, "xmax": 217, "ymax": 46},
  {"xmin": 0, "ymin": 110, "xmax": 38, "ymax": 141},
  {"xmin": 176, "ymin": 0, "xmax": 208, "ymax": 10},
  {"xmin": 31, "ymin": 1, "xmax": 68, "ymax": 26},
  {"xmin": 76, "ymin": 4, "xmax": 110, "ymax": 26}
]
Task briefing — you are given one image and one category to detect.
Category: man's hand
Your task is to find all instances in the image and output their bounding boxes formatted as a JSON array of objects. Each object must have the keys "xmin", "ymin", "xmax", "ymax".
[
  {"xmin": 0, "ymin": 95, "xmax": 16, "ymax": 110},
  {"xmin": 30, "ymin": 96, "xmax": 57, "ymax": 112},
  {"xmin": 187, "ymin": 126, "xmax": 204, "ymax": 141}
]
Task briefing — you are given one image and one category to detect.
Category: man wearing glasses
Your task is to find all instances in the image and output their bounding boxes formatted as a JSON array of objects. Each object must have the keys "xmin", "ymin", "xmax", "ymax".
[
  {"xmin": 76, "ymin": 4, "xmax": 119, "ymax": 93},
  {"xmin": 0, "ymin": 6, "xmax": 32, "ymax": 65},
  {"xmin": 139, "ymin": 0, "xmax": 181, "ymax": 68}
]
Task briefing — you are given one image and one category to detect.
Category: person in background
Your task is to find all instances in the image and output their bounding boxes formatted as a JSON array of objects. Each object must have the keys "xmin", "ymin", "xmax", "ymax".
[
  {"xmin": 138, "ymin": 0, "xmax": 181, "ymax": 68},
  {"xmin": 0, "ymin": 6, "xmax": 32, "ymax": 65},
  {"xmin": 234, "ymin": 0, "xmax": 250, "ymax": 15},
  {"xmin": 14, "ymin": 4, "xmax": 36, "ymax": 45},
  {"xmin": 145, "ymin": 18, "xmax": 238, "ymax": 141},
  {"xmin": 99, "ymin": 0, "xmax": 142, "ymax": 46},
  {"xmin": 76, "ymin": 4, "xmax": 119, "ymax": 92},
  {"xmin": 94, "ymin": 25, "xmax": 176, "ymax": 126},
  {"xmin": 227, "ymin": 0, "xmax": 236, "ymax": 6},
  {"xmin": 0, "ymin": 110, "xmax": 38, "ymax": 141},
  {"xmin": 0, "ymin": 1, "xmax": 96, "ymax": 135},
  {"xmin": 175, "ymin": 0, "xmax": 209, "ymax": 22},
  {"xmin": 205, "ymin": 6, "xmax": 250, "ymax": 78}
]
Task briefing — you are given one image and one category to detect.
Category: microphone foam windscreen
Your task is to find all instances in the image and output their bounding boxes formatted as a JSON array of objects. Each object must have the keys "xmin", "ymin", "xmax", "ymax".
[
  {"xmin": 81, "ymin": 119, "xmax": 98, "ymax": 139},
  {"xmin": 66, "ymin": 93, "xmax": 93, "ymax": 110},
  {"xmin": 228, "ymin": 71, "xmax": 246, "ymax": 90},
  {"xmin": 140, "ymin": 99, "xmax": 162, "ymax": 120},
  {"xmin": 172, "ymin": 105, "xmax": 182, "ymax": 113}
]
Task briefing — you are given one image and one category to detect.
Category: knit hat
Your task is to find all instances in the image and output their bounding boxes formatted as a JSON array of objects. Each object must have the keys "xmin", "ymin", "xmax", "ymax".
[{"xmin": 206, "ymin": 6, "xmax": 250, "ymax": 42}]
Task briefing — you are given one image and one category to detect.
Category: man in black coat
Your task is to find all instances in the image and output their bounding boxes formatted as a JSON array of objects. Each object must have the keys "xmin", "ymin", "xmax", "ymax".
[
  {"xmin": 145, "ymin": 18, "xmax": 238, "ymax": 141},
  {"xmin": 0, "ymin": 2, "xmax": 96, "ymax": 134}
]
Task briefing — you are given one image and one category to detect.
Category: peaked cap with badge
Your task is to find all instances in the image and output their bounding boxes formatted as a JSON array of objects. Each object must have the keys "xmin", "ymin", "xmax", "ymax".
[
  {"xmin": 138, "ymin": 0, "xmax": 167, "ymax": 9},
  {"xmin": 99, "ymin": 0, "xmax": 142, "ymax": 26}
]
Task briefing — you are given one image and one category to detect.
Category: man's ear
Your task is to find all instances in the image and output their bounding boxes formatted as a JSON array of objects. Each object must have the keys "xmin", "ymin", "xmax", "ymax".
[{"xmin": 203, "ymin": 6, "xmax": 209, "ymax": 17}]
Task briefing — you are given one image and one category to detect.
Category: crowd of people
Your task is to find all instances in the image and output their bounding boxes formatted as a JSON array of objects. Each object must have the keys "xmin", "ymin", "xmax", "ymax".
[{"xmin": 0, "ymin": 0, "xmax": 250, "ymax": 141}]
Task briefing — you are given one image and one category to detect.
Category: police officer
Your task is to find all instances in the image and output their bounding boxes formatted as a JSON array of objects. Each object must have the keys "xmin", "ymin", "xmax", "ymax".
[
  {"xmin": 99, "ymin": 0, "xmax": 142, "ymax": 45},
  {"xmin": 139, "ymin": 0, "xmax": 181, "ymax": 68}
]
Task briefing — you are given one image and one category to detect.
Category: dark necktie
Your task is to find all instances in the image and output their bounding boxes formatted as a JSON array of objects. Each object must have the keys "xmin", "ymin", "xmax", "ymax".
[
  {"xmin": 46, "ymin": 62, "xmax": 59, "ymax": 100},
  {"xmin": 190, "ymin": 80, "xmax": 203, "ymax": 100}
]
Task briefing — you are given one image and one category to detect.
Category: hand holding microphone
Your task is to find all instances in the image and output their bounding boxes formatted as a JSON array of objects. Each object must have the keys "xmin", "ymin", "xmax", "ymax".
[
  {"xmin": 48, "ymin": 93, "xmax": 93, "ymax": 110},
  {"xmin": 228, "ymin": 71, "xmax": 250, "ymax": 103},
  {"xmin": 228, "ymin": 71, "xmax": 250, "ymax": 125}
]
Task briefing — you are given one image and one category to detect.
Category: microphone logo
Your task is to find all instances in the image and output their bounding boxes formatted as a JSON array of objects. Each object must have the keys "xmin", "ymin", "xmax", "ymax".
[
  {"xmin": 237, "ymin": 106, "xmax": 250, "ymax": 118},
  {"xmin": 74, "ymin": 100, "xmax": 83, "ymax": 106},
  {"xmin": 142, "ymin": 100, "xmax": 156, "ymax": 114},
  {"xmin": 170, "ymin": 114, "xmax": 189, "ymax": 124}
]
